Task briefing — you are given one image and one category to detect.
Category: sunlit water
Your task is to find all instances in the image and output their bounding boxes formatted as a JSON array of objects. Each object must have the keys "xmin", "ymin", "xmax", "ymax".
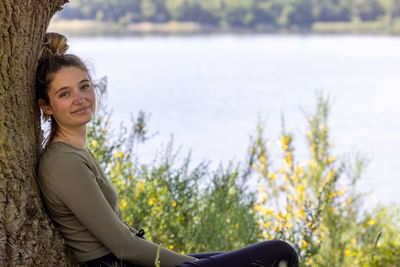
[{"xmin": 68, "ymin": 34, "xmax": 400, "ymax": 209}]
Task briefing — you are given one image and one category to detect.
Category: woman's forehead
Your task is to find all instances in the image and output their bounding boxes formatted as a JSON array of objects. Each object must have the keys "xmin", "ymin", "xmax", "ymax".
[{"xmin": 49, "ymin": 67, "xmax": 89, "ymax": 90}]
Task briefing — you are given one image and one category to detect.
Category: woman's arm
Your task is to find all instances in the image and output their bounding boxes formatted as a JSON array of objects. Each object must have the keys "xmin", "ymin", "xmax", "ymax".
[{"xmin": 48, "ymin": 152, "xmax": 196, "ymax": 267}]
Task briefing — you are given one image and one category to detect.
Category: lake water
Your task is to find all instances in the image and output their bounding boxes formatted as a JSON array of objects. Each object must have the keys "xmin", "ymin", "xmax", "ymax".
[{"xmin": 68, "ymin": 34, "xmax": 400, "ymax": 208}]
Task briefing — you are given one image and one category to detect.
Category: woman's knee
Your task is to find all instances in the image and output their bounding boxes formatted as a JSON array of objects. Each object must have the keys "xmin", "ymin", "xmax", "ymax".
[{"xmin": 259, "ymin": 240, "xmax": 299, "ymax": 266}]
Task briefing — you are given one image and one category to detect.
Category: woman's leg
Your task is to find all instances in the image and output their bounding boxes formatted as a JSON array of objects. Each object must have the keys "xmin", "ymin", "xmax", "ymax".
[
  {"xmin": 179, "ymin": 240, "xmax": 298, "ymax": 267},
  {"xmin": 188, "ymin": 252, "xmax": 224, "ymax": 259}
]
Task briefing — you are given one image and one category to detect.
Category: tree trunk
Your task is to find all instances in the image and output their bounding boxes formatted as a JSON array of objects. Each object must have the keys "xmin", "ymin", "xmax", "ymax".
[{"xmin": 0, "ymin": 0, "xmax": 74, "ymax": 265}]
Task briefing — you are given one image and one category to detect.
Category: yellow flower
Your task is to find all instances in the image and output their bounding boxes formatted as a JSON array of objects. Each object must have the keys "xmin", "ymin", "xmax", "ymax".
[
  {"xmin": 363, "ymin": 219, "xmax": 377, "ymax": 227},
  {"xmin": 310, "ymin": 144, "xmax": 316, "ymax": 152},
  {"xmin": 257, "ymin": 185, "xmax": 266, "ymax": 192},
  {"xmin": 119, "ymin": 151, "xmax": 123, "ymax": 158},
  {"xmin": 169, "ymin": 245, "xmax": 174, "ymax": 249},
  {"xmin": 172, "ymin": 201, "xmax": 177, "ymax": 207},
  {"xmin": 262, "ymin": 232, "xmax": 270, "ymax": 239},
  {"xmin": 300, "ymin": 240, "xmax": 308, "ymax": 250},
  {"xmin": 325, "ymin": 168, "xmax": 335, "ymax": 183},
  {"xmin": 297, "ymin": 184, "xmax": 305, "ymax": 193},
  {"xmin": 235, "ymin": 223, "xmax": 239, "ymax": 228},
  {"xmin": 309, "ymin": 117, "xmax": 313, "ymax": 122},
  {"xmin": 268, "ymin": 171, "xmax": 277, "ymax": 180},
  {"xmin": 299, "ymin": 208, "xmax": 305, "ymax": 219},
  {"xmin": 180, "ymin": 251, "xmax": 185, "ymax": 255},
  {"xmin": 327, "ymin": 156, "xmax": 337, "ymax": 164},
  {"xmin": 91, "ymin": 140, "xmax": 98, "ymax": 147},
  {"xmin": 291, "ymin": 174, "xmax": 299, "ymax": 183},
  {"xmin": 320, "ymin": 125, "xmax": 327, "ymax": 132},
  {"xmin": 260, "ymin": 156, "xmax": 266, "ymax": 164},
  {"xmin": 138, "ymin": 181, "xmax": 144, "ymax": 191},
  {"xmin": 261, "ymin": 194, "xmax": 268, "ymax": 202},
  {"xmin": 328, "ymin": 192, "xmax": 336, "ymax": 198},
  {"xmin": 121, "ymin": 199, "xmax": 127, "ymax": 209},
  {"xmin": 280, "ymin": 136, "xmax": 290, "ymax": 146},
  {"xmin": 265, "ymin": 208, "xmax": 275, "ymax": 216},
  {"xmin": 310, "ymin": 160, "xmax": 318, "ymax": 168},
  {"xmin": 295, "ymin": 166, "xmax": 303, "ymax": 175}
]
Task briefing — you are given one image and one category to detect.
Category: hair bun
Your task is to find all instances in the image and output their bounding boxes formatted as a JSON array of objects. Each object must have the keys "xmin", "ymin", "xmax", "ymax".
[{"xmin": 40, "ymin": 32, "xmax": 69, "ymax": 58}]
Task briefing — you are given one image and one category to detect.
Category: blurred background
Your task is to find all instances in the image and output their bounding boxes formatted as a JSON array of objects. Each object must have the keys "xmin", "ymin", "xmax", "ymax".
[{"xmin": 50, "ymin": 0, "xmax": 400, "ymax": 208}]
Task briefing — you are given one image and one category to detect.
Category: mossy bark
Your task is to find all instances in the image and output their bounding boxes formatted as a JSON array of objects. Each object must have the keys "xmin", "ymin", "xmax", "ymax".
[{"xmin": 0, "ymin": 0, "xmax": 76, "ymax": 265}]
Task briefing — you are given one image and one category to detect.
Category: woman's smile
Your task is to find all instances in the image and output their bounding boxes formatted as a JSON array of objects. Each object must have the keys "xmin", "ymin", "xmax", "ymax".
[{"xmin": 72, "ymin": 105, "xmax": 91, "ymax": 114}]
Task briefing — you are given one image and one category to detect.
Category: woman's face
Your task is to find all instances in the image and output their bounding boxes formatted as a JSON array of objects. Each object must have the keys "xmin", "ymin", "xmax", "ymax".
[{"xmin": 39, "ymin": 66, "xmax": 95, "ymax": 130}]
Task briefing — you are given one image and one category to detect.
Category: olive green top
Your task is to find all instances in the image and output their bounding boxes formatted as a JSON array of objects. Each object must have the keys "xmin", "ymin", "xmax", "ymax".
[{"xmin": 38, "ymin": 142, "xmax": 196, "ymax": 266}]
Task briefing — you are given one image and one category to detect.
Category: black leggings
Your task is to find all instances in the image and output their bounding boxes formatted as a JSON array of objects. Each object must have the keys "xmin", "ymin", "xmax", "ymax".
[
  {"xmin": 181, "ymin": 240, "xmax": 298, "ymax": 267},
  {"xmin": 83, "ymin": 240, "xmax": 298, "ymax": 267}
]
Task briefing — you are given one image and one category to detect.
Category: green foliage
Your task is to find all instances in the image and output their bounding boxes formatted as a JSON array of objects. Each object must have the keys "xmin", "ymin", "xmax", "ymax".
[
  {"xmin": 249, "ymin": 94, "xmax": 400, "ymax": 266},
  {"xmin": 87, "ymin": 88, "xmax": 400, "ymax": 265},
  {"xmin": 87, "ymin": 91, "xmax": 260, "ymax": 254},
  {"xmin": 57, "ymin": 0, "xmax": 400, "ymax": 29}
]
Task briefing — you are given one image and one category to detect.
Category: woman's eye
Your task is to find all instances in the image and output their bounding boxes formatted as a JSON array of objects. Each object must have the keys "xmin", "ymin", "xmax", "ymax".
[
  {"xmin": 59, "ymin": 92, "xmax": 69, "ymax": 98},
  {"xmin": 81, "ymin": 84, "xmax": 91, "ymax": 90}
]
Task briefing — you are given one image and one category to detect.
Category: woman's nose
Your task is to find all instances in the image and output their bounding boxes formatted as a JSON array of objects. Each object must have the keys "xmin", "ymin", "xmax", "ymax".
[{"xmin": 72, "ymin": 91, "xmax": 85, "ymax": 104}]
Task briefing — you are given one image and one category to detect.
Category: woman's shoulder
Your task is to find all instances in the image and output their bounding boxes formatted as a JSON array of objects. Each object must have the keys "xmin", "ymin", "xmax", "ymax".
[{"xmin": 38, "ymin": 142, "xmax": 91, "ymax": 178}]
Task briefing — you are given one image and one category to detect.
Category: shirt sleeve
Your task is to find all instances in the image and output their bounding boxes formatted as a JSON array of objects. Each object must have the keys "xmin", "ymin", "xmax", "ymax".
[{"xmin": 48, "ymin": 152, "xmax": 196, "ymax": 267}]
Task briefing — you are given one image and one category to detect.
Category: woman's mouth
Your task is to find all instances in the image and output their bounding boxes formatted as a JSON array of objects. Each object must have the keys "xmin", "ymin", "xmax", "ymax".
[{"xmin": 72, "ymin": 106, "xmax": 90, "ymax": 114}]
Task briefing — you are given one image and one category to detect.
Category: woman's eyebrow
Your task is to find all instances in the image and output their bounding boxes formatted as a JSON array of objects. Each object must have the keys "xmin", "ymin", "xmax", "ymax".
[{"xmin": 79, "ymin": 79, "xmax": 89, "ymax": 84}]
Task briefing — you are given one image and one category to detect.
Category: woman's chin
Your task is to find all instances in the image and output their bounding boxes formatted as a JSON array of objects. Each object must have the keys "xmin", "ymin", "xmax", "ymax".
[{"xmin": 71, "ymin": 114, "xmax": 94, "ymax": 127}]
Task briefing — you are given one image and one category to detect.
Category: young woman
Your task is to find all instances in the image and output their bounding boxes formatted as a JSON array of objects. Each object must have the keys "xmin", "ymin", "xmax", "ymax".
[{"xmin": 36, "ymin": 32, "xmax": 299, "ymax": 267}]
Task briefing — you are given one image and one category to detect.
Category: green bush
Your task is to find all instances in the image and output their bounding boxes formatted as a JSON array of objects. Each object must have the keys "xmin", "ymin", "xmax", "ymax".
[{"xmin": 87, "ymin": 94, "xmax": 260, "ymax": 254}]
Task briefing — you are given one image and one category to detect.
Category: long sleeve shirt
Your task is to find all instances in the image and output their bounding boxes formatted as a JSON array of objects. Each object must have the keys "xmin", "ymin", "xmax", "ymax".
[{"xmin": 38, "ymin": 142, "xmax": 196, "ymax": 266}]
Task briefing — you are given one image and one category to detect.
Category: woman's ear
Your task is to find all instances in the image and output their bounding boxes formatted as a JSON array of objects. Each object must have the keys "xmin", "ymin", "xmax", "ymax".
[{"xmin": 38, "ymin": 98, "xmax": 53, "ymax": 116}]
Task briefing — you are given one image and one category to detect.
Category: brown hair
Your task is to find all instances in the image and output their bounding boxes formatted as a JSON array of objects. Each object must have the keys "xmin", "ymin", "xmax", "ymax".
[{"xmin": 36, "ymin": 32, "xmax": 93, "ymax": 147}]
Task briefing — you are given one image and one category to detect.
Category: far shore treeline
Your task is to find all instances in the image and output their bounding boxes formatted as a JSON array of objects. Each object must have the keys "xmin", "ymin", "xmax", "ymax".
[{"xmin": 54, "ymin": 0, "xmax": 400, "ymax": 34}]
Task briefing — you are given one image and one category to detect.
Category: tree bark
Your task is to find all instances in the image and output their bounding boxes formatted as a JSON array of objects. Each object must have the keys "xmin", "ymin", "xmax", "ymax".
[{"xmin": 0, "ymin": 0, "xmax": 74, "ymax": 265}]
